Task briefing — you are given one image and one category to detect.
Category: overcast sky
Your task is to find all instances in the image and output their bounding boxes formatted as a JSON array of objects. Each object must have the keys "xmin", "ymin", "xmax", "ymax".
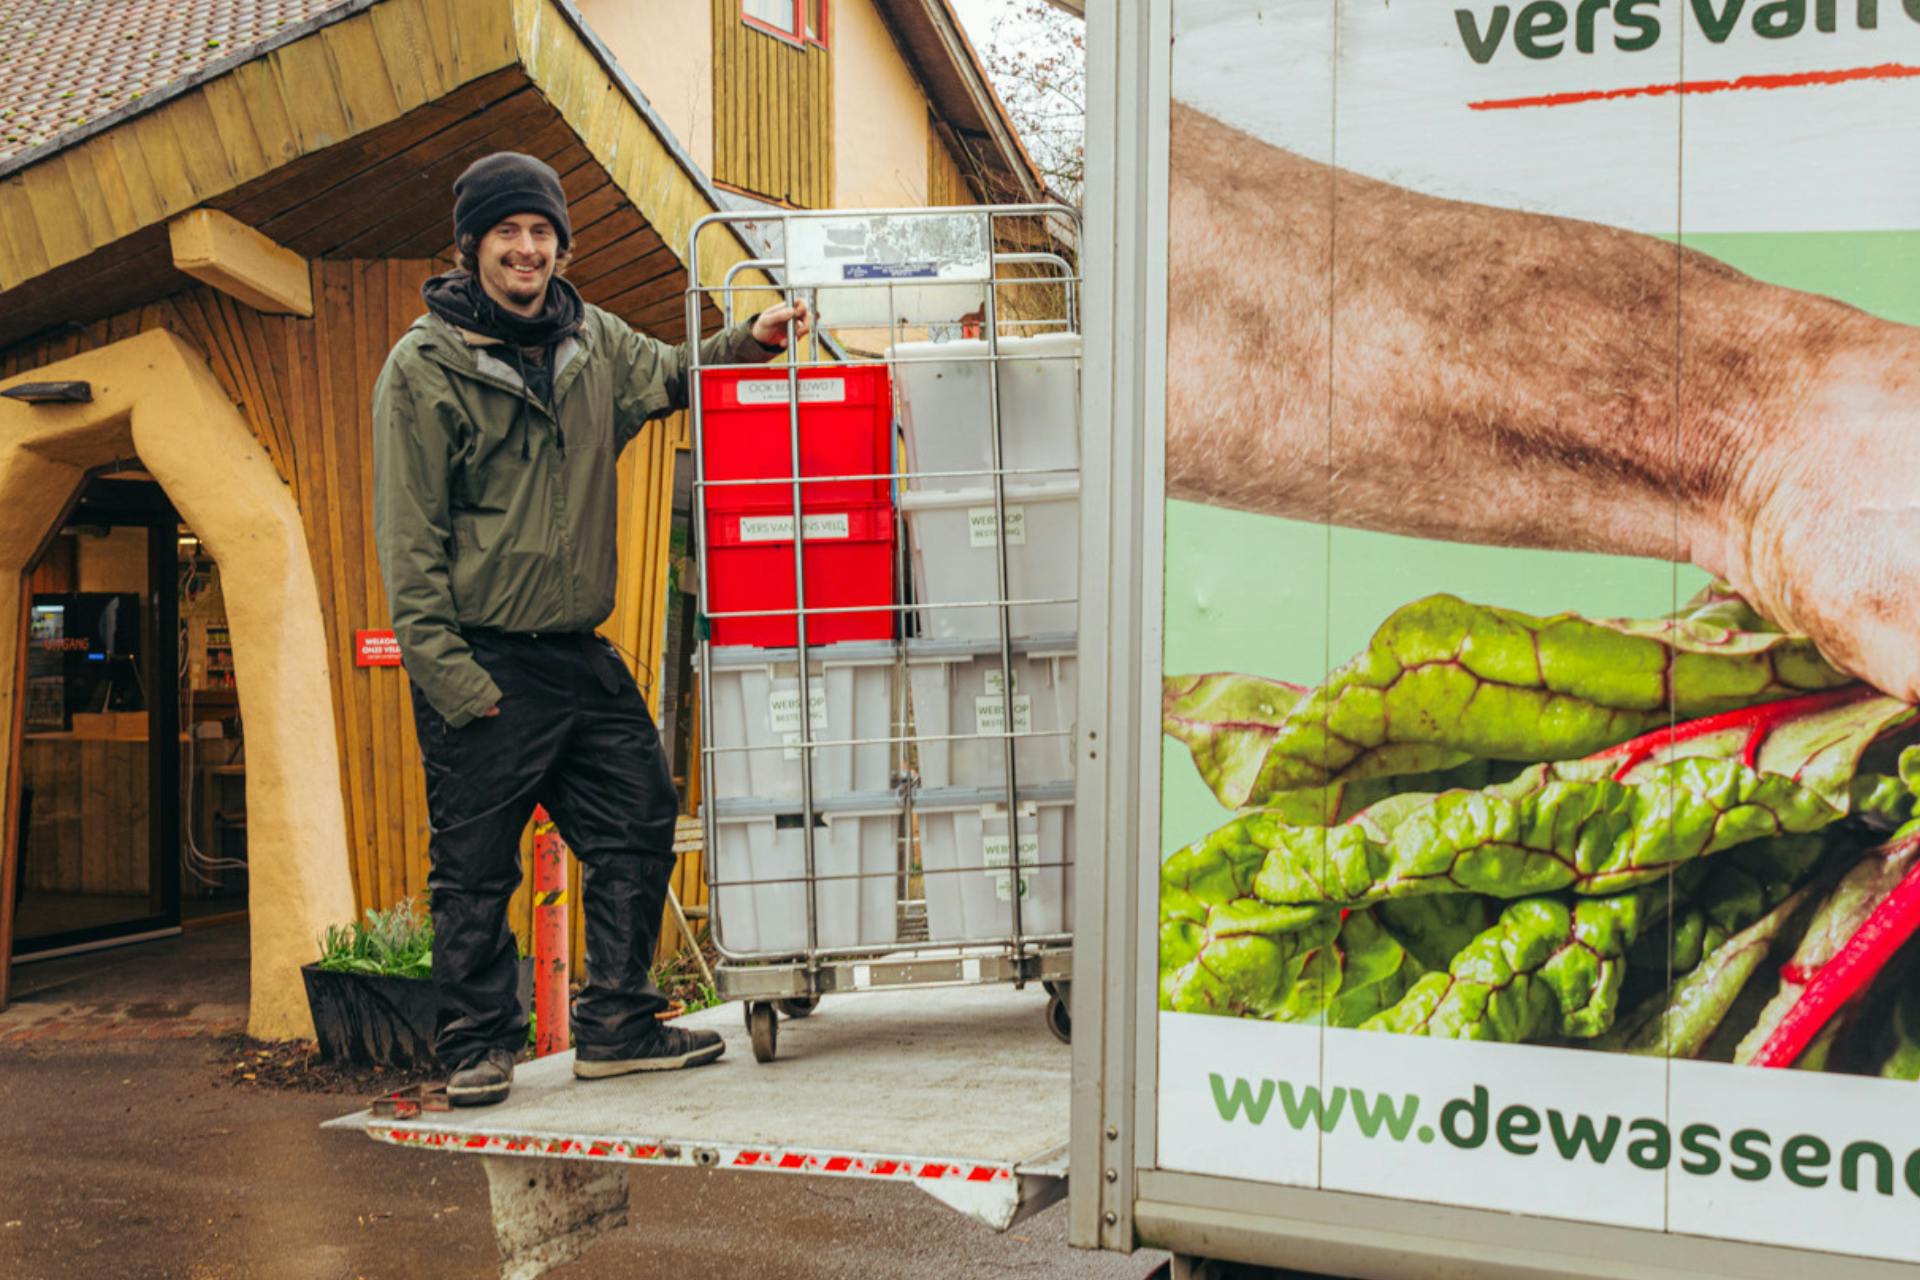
[{"xmin": 948, "ymin": 0, "xmax": 1014, "ymax": 46}]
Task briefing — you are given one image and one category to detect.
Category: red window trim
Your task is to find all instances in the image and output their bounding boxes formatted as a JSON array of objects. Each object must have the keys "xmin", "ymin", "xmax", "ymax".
[{"xmin": 740, "ymin": 0, "xmax": 829, "ymax": 50}]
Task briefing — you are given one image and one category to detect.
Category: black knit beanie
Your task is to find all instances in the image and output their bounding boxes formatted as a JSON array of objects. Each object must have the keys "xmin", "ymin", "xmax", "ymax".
[{"xmin": 452, "ymin": 152, "xmax": 572, "ymax": 251}]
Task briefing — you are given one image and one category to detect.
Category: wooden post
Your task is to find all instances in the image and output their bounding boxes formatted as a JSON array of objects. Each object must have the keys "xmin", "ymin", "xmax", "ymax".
[{"xmin": 530, "ymin": 805, "xmax": 570, "ymax": 1056}]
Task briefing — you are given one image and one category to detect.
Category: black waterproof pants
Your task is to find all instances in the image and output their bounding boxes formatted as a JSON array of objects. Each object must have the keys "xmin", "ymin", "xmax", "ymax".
[{"xmin": 408, "ymin": 630, "xmax": 680, "ymax": 1069}]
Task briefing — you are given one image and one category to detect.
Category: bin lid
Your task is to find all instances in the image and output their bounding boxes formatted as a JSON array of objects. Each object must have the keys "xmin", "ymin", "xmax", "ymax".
[
  {"xmin": 707, "ymin": 640, "xmax": 902, "ymax": 668},
  {"xmin": 911, "ymin": 782, "xmax": 1074, "ymax": 812},
  {"xmin": 903, "ymin": 633, "xmax": 1077, "ymax": 662},
  {"xmin": 884, "ymin": 333, "xmax": 1082, "ymax": 363},
  {"xmin": 706, "ymin": 788, "xmax": 907, "ymax": 821},
  {"xmin": 895, "ymin": 477, "xmax": 1079, "ymax": 512}
]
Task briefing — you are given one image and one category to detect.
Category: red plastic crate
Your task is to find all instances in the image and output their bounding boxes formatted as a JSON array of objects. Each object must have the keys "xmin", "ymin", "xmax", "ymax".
[
  {"xmin": 704, "ymin": 501, "xmax": 897, "ymax": 647},
  {"xmin": 697, "ymin": 365, "xmax": 894, "ymax": 512}
]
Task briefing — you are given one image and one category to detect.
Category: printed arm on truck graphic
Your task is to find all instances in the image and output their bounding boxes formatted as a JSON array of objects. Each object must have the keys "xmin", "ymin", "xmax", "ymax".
[{"xmin": 1166, "ymin": 101, "xmax": 1920, "ymax": 703}]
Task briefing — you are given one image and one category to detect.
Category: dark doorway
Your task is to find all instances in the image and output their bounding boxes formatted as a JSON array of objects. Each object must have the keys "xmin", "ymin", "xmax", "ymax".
[{"xmin": 10, "ymin": 471, "xmax": 181, "ymax": 958}]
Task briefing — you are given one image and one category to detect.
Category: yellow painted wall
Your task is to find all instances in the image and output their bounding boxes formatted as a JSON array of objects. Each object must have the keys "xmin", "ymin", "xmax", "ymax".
[
  {"xmin": 579, "ymin": 0, "xmax": 715, "ymax": 174},
  {"xmin": 832, "ymin": 0, "xmax": 931, "ymax": 207}
]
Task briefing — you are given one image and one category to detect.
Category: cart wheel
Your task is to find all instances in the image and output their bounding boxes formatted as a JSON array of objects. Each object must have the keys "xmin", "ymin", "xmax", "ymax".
[
  {"xmin": 746, "ymin": 1001, "xmax": 779, "ymax": 1062},
  {"xmin": 1045, "ymin": 982, "xmax": 1072, "ymax": 1044},
  {"xmin": 776, "ymin": 996, "xmax": 819, "ymax": 1019}
]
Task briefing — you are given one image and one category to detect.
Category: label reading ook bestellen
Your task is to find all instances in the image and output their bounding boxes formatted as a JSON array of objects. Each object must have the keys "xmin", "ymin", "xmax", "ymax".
[
  {"xmin": 737, "ymin": 513, "xmax": 851, "ymax": 543},
  {"xmin": 982, "ymin": 833, "xmax": 1040, "ymax": 902},
  {"xmin": 734, "ymin": 378, "xmax": 847, "ymax": 406},
  {"xmin": 967, "ymin": 506, "xmax": 1026, "ymax": 548}
]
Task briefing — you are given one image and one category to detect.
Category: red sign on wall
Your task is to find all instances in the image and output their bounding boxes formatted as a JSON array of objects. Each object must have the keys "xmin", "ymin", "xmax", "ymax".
[{"xmin": 355, "ymin": 630, "xmax": 402, "ymax": 668}]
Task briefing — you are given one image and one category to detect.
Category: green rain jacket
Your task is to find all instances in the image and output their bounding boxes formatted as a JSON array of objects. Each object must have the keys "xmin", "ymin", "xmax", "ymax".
[{"xmin": 373, "ymin": 303, "xmax": 772, "ymax": 727}]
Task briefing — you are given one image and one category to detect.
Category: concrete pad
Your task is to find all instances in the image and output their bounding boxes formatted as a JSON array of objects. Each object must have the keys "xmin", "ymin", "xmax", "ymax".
[{"xmin": 331, "ymin": 984, "xmax": 1069, "ymax": 1170}]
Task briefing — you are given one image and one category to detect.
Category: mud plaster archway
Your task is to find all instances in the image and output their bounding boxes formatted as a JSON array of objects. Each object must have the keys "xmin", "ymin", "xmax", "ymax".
[{"xmin": 0, "ymin": 329, "xmax": 354, "ymax": 1039}]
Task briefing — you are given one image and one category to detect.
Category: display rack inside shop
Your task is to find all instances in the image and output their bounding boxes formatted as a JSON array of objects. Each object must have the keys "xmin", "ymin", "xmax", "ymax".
[{"xmin": 686, "ymin": 204, "xmax": 1082, "ymax": 1061}]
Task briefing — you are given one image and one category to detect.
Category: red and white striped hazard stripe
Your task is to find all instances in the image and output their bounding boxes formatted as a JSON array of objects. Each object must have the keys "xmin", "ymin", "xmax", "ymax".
[{"xmin": 369, "ymin": 1125, "xmax": 1016, "ymax": 1186}]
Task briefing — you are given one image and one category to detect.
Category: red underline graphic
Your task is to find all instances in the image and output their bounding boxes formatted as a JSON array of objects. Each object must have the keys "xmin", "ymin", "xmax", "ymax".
[{"xmin": 1469, "ymin": 61, "xmax": 1920, "ymax": 110}]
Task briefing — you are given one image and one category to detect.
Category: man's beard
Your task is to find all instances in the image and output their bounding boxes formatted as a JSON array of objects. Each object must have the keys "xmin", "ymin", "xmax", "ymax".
[{"xmin": 496, "ymin": 260, "xmax": 548, "ymax": 302}]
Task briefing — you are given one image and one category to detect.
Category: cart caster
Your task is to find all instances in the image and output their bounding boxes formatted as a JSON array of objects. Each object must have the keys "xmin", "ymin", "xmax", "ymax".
[
  {"xmin": 776, "ymin": 996, "xmax": 819, "ymax": 1019},
  {"xmin": 746, "ymin": 1001, "xmax": 779, "ymax": 1062},
  {"xmin": 1045, "ymin": 982, "xmax": 1071, "ymax": 1044}
]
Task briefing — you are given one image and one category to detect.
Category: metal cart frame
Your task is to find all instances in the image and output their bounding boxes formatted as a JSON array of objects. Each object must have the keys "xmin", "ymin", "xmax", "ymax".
[{"xmin": 684, "ymin": 203, "xmax": 1084, "ymax": 1061}]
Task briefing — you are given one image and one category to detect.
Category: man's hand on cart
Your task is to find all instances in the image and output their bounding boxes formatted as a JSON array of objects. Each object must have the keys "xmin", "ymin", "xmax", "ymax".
[{"xmin": 752, "ymin": 298, "xmax": 813, "ymax": 349}]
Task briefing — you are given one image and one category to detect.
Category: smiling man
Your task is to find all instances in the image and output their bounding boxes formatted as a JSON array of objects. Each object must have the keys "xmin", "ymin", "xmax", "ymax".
[{"xmin": 372, "ymin": 152, "xmax": 809, "ymax": 1105}]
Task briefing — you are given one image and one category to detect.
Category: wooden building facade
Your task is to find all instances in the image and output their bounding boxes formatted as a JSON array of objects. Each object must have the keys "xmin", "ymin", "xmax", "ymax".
[{"xmin": 0, "ymin": 0, "xmax": 1045, "ymax": 1036}]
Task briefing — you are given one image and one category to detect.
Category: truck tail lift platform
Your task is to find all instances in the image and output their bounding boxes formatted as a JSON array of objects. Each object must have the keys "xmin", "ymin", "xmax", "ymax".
[{"xmin": 326, "ymin": 984, "xmax": 1069, "ymax": 1280}]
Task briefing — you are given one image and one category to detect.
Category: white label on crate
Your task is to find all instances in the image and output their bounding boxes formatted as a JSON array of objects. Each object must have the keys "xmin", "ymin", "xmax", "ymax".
[
  {"xmin": 975, "ymin": 693, "xmax": 1032, "ymax": 736},
  {"xmin": 967, "ymin": 506, "xmax": 1026, "ymax": 549},
  {"xmin": 768, "ymin": 686, "xmax": 829, "ymax": 735},
  {"xmin": 982, "ymin": 834, "xmax": 1040, "ymax": 902},
  {"xmin": 737, "ymin": 513, "xmax": 851, "ymax": 543},
  {"xmin": 734, "ymin": 377, "xmax": 847, "ymax": 406}
]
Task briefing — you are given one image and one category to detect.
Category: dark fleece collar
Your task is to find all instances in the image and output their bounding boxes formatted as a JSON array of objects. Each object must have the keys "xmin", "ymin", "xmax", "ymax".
[{"xmin": 420, "ymin": 269, "xmax": 583, "ymax": 349}]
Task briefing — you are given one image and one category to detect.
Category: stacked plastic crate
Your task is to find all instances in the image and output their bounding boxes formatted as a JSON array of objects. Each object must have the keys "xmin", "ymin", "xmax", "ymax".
[
  {"xmin": 891, "ymin": 334, "xmax": 1082, "ymax": 944},
  {"xmin": 699, "ymin": 366, "xmax": 902, "ymax": 956}
]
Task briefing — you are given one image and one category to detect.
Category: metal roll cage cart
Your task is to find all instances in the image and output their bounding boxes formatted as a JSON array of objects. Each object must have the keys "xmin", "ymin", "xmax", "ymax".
[{"xmin": 686, "ymin": 203, "xmax": 1083, "ymax": 1062}]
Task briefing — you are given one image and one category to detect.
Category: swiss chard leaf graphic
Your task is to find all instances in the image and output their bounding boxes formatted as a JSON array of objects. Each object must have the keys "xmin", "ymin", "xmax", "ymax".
[
  {"xmin": 1604, "ymin": 887, "xmax": 1812, "ymax": 1059},
  {"xmin": 1164, "ymin": 594, "xmax": 1849, "ymax": 808},
  {"xmin": 1246, "ymin": 687, "xmax": 1911, "ymax": 908},
  {"xmin": 1363, "ymin": 891, "xmax": 1653, "ymax": 1042},
  {"xmin": 1737, "ymin": 828, "xmax": 1920, "ymax": 1067}
]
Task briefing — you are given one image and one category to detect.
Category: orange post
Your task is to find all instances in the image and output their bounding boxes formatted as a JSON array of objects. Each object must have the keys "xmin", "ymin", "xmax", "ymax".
[{"xmin": 530, "ymin": 805, "xmax": 571, "ymax": 1056}]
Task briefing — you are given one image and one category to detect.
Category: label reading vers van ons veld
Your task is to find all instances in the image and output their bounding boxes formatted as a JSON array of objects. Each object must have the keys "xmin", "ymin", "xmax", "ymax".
[
  {"xmin": 982, "ymin": 833, "xmax": 1040, "ymax": 902},
  {"xmin": 967, "ymin": 506, "xmax": 1027, "ymax": 549},
  {"xmin": 737, "ymin": 513, "xmax": 851, "ymax": 543},
  {"xmin": 734, "ymin": 378, "xmax": 847, "ymax": 406}
]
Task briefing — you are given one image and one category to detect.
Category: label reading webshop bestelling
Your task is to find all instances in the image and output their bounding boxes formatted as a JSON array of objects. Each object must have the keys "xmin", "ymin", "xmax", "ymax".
[
  {"xmin": 982, "ymin": 833, "xmax": 1040, "ymax": 902},
  {"xmin": 737, "ymin": 513, "xmax": 851, "ymax": 543},
  {"xmin": 768, "ymin": 686, "xmax": 829, "ymax": 736},
  {"xmin": 773, "ymin": 681, "xmax": 828, "ymax": 761},
  {"xmin": 967, "ymin": 506, "xmax": 1026, "ymax": 548},
  {"xmin": 734, "ymin": 378, "xmax": 847, "ymax": 406},
  {"xmin": 975, "ymin": 693, "xmax": 1033, "ymax": 736}
]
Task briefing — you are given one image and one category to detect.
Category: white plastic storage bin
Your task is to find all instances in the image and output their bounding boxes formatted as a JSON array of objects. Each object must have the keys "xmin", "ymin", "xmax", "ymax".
[
  {"xmin": 914, "ymin": 784, "xmax": 1073, "ymax": 944},
  {"xmin": 905, "ymin": 636, "xmax": 1077, "ymax": 791},
  {"xmin": 705, "ymin": 642, "xmax": 897, "ymax": 803},
  {"xmin": 708, "ymin": 794, "xmax": 901, "ymax": 957},
  {"xmin": 898, "ymin": 479, "xmax": 1078, "ymax": 641},
  {"xmin": 888, "ymin": 334, "xmax": 1082, "ymax": 491}
]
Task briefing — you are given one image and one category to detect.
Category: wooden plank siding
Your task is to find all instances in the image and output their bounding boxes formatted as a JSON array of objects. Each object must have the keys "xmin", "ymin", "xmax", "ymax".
[
  {"xmin": 0, "ymin": 0, "xmax": 815, "ymax": 972},
  {"xmin": 710, "ymin": 0, "xmax": 834, "ymax": 209},
  {"xmin": 0, "ymin": 264, "xmax": 694, "ymax": 959},
  {"xmin": 0, "ymin": 0, "xmax": 782, "ymax": 353},
  {"xmin": 927, "ymin": 116, "xmax": 977, "ymax": 208}
]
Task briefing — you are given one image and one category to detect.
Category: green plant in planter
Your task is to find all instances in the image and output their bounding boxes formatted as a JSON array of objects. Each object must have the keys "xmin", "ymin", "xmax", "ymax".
[{"xmin": 316, "ymin": 897, "xmax": 434, "ymax": 980}]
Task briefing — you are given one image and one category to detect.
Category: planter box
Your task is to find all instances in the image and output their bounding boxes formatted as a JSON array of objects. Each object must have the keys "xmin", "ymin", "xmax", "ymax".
[{"xmin": 301, "ymin": 958, "xmax": 533, "ymax": 1069}]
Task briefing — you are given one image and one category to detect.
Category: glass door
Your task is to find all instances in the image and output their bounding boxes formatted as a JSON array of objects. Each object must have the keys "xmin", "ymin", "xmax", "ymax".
[{"xmin": 10, "ymin": 474, "xmax": 180, "ymax": 957}]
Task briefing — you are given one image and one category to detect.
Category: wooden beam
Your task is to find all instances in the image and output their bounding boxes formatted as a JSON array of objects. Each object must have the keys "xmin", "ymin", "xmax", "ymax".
[{"xmin": 167, "ymin": 209, "xmax": 313, "ymax": 316}]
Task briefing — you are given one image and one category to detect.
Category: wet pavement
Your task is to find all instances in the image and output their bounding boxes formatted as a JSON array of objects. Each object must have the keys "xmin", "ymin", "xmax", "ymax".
[{"xmin": 0, "ymin": 927, "xmax": 1169, "ymax": 1280}]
